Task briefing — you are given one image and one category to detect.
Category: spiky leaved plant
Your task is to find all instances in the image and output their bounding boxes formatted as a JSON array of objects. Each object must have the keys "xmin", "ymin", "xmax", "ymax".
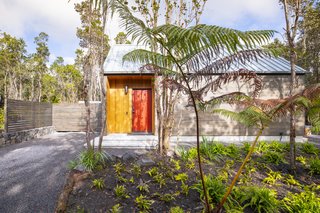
[{"xmin": 110, "ymin": 0, "xmax": 275, "ymax": 211}]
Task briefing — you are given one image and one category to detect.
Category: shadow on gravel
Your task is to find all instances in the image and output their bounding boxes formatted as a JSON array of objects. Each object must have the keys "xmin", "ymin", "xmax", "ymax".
[{"xmin": 0, "ymin": 132, "xmax": 85, "ymax": 213}]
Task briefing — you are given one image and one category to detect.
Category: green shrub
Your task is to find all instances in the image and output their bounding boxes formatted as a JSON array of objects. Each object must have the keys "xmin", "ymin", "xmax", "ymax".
[
  {"xmin": 309, "ymin": 158, "xmax": 320, "ymax": 175},
  {"xmin": 178, "ymin": 147, "xmax": 198, "ymax": 162},
  {"xmin": 269, "ymin": 141, "xmax": 287, "ymax": 152},
  {"xmin": 296, "ymin": 156, "xmax": 307, "ymax": 165},
  {"xmin": 200, "ymin": 138, "xmax": 229, "ymax": 160},
  {"xmin": 0, "ymin": 108, "xmax": 4, "ymax": 130},
  {"xmin": 238, "ymin": 186, "xmax": 279, "ymax": 213},
  {"xmin": 78, "ymin": 150, "xmax": 109, "ymax": 171},
  {"xmin": 136, "ymin": 179, "xmax": 150, "ymax": 193},
  {"xmin": 135, "ymin": 194, "xmax": 154, "ymax": 211},
  {"xmin": 114, "ymin": 185, "xmax": 129, "ymax": 199},
  {"xmin": 263, "ymin": 170, "xmax": 283, "ymax": 185},
  {"xmin": 241, "ymin": 142, "xmax": 252, "ymax": 154},
  {"xmin": 301, "ymin": 142, "xmax": 319, "ymax": 155},
  {"xmin": 282, "ymin": 189, "xmax": 320, "ymax": 213},
  {"xmin": 92, "ymin": 178, "xmax": 105, "ymax": 190},
  {"xmin": 110, "ymin": 204, "xmax": 122, "ymax": 213},
  {"xmin": 225, "ymin": 144, "xmax": 240, "ymax": 158},
  {"xmin": 262, "ymin": 151, "xmax": 285, "ymax": 165},
  {"xmin": 194, "ymin": 174, "xmax": 226, "ymax": 205},
  {"xmin": 113, "ymin": 162, "xmax": 125, "ymax": 175},
  {"xmin": 169, "ymin": 206, "xmax": 184, "ymax": 213},
  {"xmin": 256, "ymin": 141, "xmax": 270, "ymax": 154},
  {"xmin": 174, "ymin": 173, "xmax": 188, "ymax": 183}
]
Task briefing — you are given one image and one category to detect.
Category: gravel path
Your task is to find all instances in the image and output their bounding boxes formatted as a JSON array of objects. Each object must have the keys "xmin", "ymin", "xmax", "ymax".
[{"xmin": 0, "ymin": 132, "xmax": 85, "ymax": 213}]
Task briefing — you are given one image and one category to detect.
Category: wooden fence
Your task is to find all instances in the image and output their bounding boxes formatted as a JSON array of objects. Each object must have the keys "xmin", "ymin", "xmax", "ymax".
[
  {"xmin": 6, "ymin": 99, "xmax": 52, "ymax": 133},
  {"xmin": 52, "ymin": 103, "xmax": 101, "ymax": 132}
]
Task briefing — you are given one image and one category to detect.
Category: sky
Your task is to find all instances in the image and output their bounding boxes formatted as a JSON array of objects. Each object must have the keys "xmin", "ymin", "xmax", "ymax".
[{"xmin": 0, "ymin": 0, "xmax": 285, "ymax": 65}]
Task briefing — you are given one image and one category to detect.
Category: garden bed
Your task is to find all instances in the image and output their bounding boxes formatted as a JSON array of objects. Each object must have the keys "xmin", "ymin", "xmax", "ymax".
[{"xmin": 65, "ymin": 140, "xmax": 320, "ymax": 213}]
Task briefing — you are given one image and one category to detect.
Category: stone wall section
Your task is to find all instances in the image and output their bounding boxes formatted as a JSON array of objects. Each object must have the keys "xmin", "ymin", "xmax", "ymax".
[{"xmin": 0, "ymin": 126, "xmax": 55, "ymax": 147}]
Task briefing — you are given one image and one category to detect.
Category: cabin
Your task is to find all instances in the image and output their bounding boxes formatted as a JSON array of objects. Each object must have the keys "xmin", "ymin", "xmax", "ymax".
[{"xmin": 103, "ymin": 44, "xmax": 307, "ymax": 142}]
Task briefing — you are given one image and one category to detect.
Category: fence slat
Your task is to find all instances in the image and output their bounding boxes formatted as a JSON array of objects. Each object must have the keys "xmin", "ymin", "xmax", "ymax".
[
  {"xmin": 6, "ymin": 99, "xmax": 53, "ymax": 133},
  {"xmin": 52, "ymin": 103, "xmax": 101, "ymax": 132}
]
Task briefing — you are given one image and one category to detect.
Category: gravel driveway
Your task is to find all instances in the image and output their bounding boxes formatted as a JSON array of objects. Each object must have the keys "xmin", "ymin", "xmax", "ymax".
[{"xmin": 0, "ymin": 132, "xmax": 85, "ymax": 213}]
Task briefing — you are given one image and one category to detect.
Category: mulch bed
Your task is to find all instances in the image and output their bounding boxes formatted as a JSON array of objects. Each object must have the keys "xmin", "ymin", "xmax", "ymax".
[{"xmin": 63, "ymin": 143, "xmax": 320, "ymax": 213}]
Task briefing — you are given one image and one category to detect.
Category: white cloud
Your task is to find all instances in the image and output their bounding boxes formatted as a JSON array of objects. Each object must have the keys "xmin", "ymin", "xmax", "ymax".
[
  {"xmin": 202, "ymin": 0, "xmax": 284, "ymax": 30},
  {"xmin": 0, "ymin": 0, "xmax": 80, "ymax": 41}
]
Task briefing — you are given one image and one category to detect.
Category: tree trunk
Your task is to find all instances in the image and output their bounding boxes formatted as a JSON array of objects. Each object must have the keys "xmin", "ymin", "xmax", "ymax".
[
  {"xmin": 283, "ymin": 0, "xmax": 300, "ymax": 172},
  {"xmin": 84, "ymin": 55, "xmax": 93, "ymax": 150}
]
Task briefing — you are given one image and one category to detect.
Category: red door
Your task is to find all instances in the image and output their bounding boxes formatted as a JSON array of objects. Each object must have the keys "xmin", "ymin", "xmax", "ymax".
[{"xmin": 132, "ymin": 89, "xmax": 152, "ymax": 133}]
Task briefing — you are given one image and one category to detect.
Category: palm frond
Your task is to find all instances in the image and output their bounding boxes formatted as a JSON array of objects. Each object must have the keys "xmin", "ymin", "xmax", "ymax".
[
  {"xmin": 123, "ymin": 49, "xmax": 175, "ymax": 69},
  {"xmin": 203, "ymin": 92, "xmax": 251, "ymax": 107},
  {"xmin": 213, "ymin": 106, "xmax": 271, "ymax": 128},
  {"xmin": 110, "ymin": 0, "xmax": 151, "ymax": 46},
  {"xmin": 193, "ymin": 69, "xmax": 262, "ymax": 98}
]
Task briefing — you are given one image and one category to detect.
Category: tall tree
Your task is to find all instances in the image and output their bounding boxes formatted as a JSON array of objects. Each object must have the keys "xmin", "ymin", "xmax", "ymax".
[
  {"xmin": 75, "ymin": 0, "xmax": 110, "ymax": 150},
  {"xmin": 112, "ymin": 1, "xmax": 274, "ymax": 211},
  {"xmin": 281, "ymin": 0, "xmax": 303, "ymax": 171},
  {"xmin": 299, "ymin": 1, "xmax": 320, "ymax": 83},
  {"xmin": 33, "ymin": 32, "xmax": 50, "ymax": 102}
]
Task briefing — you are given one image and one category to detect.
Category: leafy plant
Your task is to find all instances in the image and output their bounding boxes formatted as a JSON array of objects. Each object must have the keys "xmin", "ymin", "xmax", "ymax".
[
  {"xmin": 131, "ymin": 163, "xmax": 141, "ymax": 177},
  {"xmin": 153, "ymin": 173, "xmax": 166, "ymax": 188},
  {"xmin": 256, "ymin": 141, "xmax": 270, "ymax": 154},
  {"xmin": 194, "ymin": 174, "xmax": 226, "ymax": 205},
  {"xmin": 92, "ymin": 178, "xmax": 105, "ymax": 190},
  {"xmin": 68, "ymin": 160, "xmax": 79, "ymax": 170},
  {"xmin": 116, "ymin": 175, "xmax": 128, "ymax": 183},
  {"xmin": 114, "ymin": 185, "xmax": 130, "ymax": 199},
  {"xmin": 146, "ymin": 167, "xmax": 158, "ymax": 177},
  {"xmin": 296, "ymin": 156, "xmax": 307, "ymax": 165},
  {"xmin": 241, "ymin": 142, "xmax": 252, "ymax": 154},
  {"xmin": 113, "ymin": 162, "xmax": 125, "ymax": 175},
  {"xmin": 110, "ymin": 204, "xmax": 122, "ymax": 213},
  {"xmin": 262, "ymin": 151, "xmax": 285, "ymax": 165},
  {"xmin": 137, "ymin": 179, "xmax": 150, "ymax": 193},
  {"xmin": 129, "ymin": 176, "xmax": 134, "ymax": 184},
  {"xmin": 269, "ymin": 141, "xmax": 287, "ymax": 152},
  {"xmin": 284, "ymin": 174, "xmax": 301, "ymax": 187},
  {"xmin": 263, "ymin": 170, "xmax": 283, "ymax": 185},
  {"xmin": 238, "ymin": 163, "xmax": 256, "ymax": 185},
  {"xmin": 200, "ymin": 139, "xmax": 228, "ymax": 161},
  {"xmin": 78, "ymin": 150, "xmax": 108, "ymax": 172},
  {"xmin": 309, "ymin": 157, "xmax": 320, "ymax": 175},
  {"xmin": 169, "ymin": 206, "xmax": 184, "ymax": 213},
  {"xmin": 300, "ymin": 142, "xmax": 319, "ymax": 155},
  {"xmin": 159, "ymin": 193, "xmax": 176, "ymax": 203},
  {"xmin": 181, "ymin": 182, "xmax": 190, "ymax": 196},
  {"xmin": 225, "ymin": 144, "xmax": 240, "ymax": 158},
  {"xmin": 185, "ymin": 161, "xmax": 195, "ymax": 170},
  {"xmin": 282, "ymin": 189, "xmax": 320, "ymax": 213},
  {"xmin": 170, "ymin": 159, "xmax": 181, "ymax": 170},
  {"xmin": 238, "ymin": 186, "xmax": 279, "ymax": 213},
  {"xmin": 135, "ymin": 194, "xmax": 154, "ymax": 211},
  {"xmin": 178, "ymin": 147, "xmax": 197, "ymax": 162},
  {"xmin": 175, "ymin": 173, "xmax": 188, "ymax": 183}
]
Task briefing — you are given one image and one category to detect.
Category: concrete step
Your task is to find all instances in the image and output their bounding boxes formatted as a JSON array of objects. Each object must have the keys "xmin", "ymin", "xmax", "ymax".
[{"xmin": 90, "ymin": 134, "xmax": 158, "ymax": 149}]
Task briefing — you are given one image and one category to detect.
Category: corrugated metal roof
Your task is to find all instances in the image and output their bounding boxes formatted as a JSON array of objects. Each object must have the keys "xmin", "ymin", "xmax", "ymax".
[
  {"xmin": 104, "ymin": 44, "xmax": 307, "ymax": 74},
  {"xmin": 104, "ymin": 44, "xmax": 150, "ymax": 74}
]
